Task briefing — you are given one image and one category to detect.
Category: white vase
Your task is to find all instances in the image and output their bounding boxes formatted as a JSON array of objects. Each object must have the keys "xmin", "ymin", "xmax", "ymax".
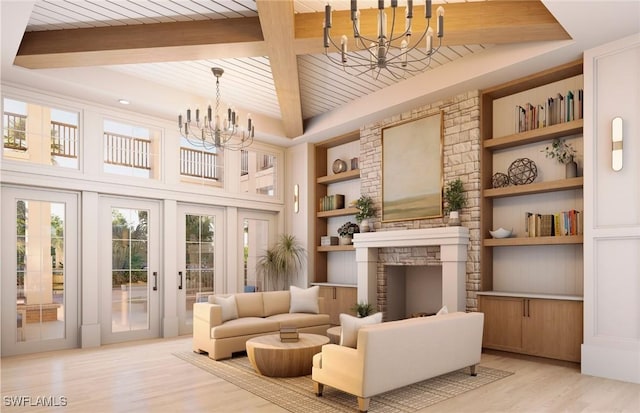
[
  {"xmin": 565, "ymin": 158, "xmax": 578, "ymax": 178},
  {"xmin": 360, "ymin": 219, "xmax": 370, "ymax": 233},
  {"xmin": 448, "ymin": 210, "xmax": 461, "ymax": 226},
  {"xmin": 339, "ymin": 236, "xmax": 352, "ymax": 245}
]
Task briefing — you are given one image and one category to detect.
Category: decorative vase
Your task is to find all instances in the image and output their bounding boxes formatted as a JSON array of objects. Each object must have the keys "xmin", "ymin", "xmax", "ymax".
[
  {"xmin": 565, "ymin": 157, "xmax": 578, "ymax": 178},
  {"xmin": 448, "ymin": 211, "xmax": 461, "ymax": 226},
  {"xmin": 339, "ymin": 236, "xmax": 353, "ymax": 245},
  {"xmin": 360, "ymin": 219, "xmax": 370, "ymax": 233}
]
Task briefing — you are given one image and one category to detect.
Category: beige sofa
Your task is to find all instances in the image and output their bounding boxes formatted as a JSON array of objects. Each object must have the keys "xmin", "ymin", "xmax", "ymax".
[
  {"xmin": 193, "ymin": 290, "xmax": 330, "ymax": 360},
  {"xmin": 312, "ymin": 311, "xmax": 484, "ymax": 412}
]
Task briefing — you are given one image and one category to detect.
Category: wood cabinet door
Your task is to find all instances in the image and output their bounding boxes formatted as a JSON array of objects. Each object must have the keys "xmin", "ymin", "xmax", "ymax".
[
  {"xmin": 524, "ymin": 299, "xmax": 583, "ymax": 362},
  {"xmin": 479, "ymin": 295, "xmax": 524, "ymax": 352},
  {"xmin": 336, "ymin": 287, "xmax": 357, "ymax": 318}
]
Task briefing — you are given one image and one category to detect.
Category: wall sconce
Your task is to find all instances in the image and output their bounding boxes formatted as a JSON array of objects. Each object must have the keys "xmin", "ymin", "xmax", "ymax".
[
  {"xmin": 612, "ymin": 117, "xmax": 623, "ymax": 171},
  {"xmin": 293, "ymin": 184, "xmax": 299, "ymax": 213}
]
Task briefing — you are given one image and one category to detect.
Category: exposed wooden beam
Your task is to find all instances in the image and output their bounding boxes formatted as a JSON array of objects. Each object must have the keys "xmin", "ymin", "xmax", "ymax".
[
  {"xmin": 15, "ymin": 18, "xmax": 267, "ymax": 68},
  {"xmin": 294, "ymin": 1, "xmax": 570, "ymax": 55},
  {"xmin": 256, "ymin": 0, "xmax": 303, "ymax": 138}
]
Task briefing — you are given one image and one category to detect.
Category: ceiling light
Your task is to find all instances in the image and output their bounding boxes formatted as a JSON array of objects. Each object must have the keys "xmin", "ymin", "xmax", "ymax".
[
  {"xmin": 323, "ymin": 0, "xmax": 444, "ymax": 79},
  {"xmin": 178, "ymin": 67, "xmax": 254, "ymax": 151}
]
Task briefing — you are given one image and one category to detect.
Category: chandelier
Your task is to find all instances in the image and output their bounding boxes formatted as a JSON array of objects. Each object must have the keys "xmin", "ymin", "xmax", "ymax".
[
  {"xmin": 178, "ymin": 67, "xmax": 255, "ymax": 151},
  {"xmin": 323, "ymin": 0, "xmax": 444, "ymax": 79}
]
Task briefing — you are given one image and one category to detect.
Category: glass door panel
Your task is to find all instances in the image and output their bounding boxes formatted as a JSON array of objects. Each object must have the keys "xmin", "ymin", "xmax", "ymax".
[
  {"xmin": 2, "ymin": 187, "xmax": 78, "ymax": 356},
  {"xmin": 177, "ymin": 205, "xmax": 224, "ymax": 335},
  {"xmin": 238, "ymin": 210, "xmax": 276, "ymax": 292},
  {"xmin": 100, "ymin": 197, "xmax": 159, "ymax": 344}
]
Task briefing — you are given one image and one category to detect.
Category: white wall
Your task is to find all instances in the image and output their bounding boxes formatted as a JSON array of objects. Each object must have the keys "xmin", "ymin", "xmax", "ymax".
[{"xmin": 582, "ymin": 33, "xmax": 640, "ymax": 384}]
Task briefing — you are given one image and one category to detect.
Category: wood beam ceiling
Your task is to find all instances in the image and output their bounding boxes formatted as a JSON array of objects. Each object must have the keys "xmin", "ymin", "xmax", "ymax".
[
  {"xmin": 256, "ymin": 0, "xmax": 303, "ymax": 138},
  {"xmin": 12, "ymin": 1, "xmax": 570, "ymax": 140}
]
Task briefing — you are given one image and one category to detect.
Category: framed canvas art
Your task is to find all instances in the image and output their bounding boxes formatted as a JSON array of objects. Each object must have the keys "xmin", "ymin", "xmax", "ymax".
[{"xmin": 382, "ymin": 112, "xmax": 443, "ymax": 222}]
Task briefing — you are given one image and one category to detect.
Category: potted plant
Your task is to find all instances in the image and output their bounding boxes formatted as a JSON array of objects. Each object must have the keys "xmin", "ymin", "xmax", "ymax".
[
  {"xmin": 351, "ymin": 301, "xmax": 376, "ymax": 318},
  {"xmin": 542, "ymin": 138, "xmax": 578, "ymax": 178},
  {"xmin": 355, "ymin": 195, "xmax": 376, "ymax": 232},
  {"xmin": 337, "ymin": 221, "xmax": 359, "ymax": 245},
  {"xmin": 444, "ymin": 178, "xmax": 466, "ymax": 226},
  {"xmin": 257, "ymin": 234, "xmax": 306, "ymax": 290}
]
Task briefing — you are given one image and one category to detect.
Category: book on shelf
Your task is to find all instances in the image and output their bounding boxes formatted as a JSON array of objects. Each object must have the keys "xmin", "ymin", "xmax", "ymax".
[
  {"xmin": 319, "ymin": 194, "xmax": 345, "ymax": 212},
  {"xmin": 514, "ymin": 88, "xmax": 583, "ymax": 134},
  {"xmin": 320, "ymin": 236, "xmax": 339, "ymax": 246},
  {"xmin": 525, "ymin": 210, "xmax": 582, "ymax": 237}
]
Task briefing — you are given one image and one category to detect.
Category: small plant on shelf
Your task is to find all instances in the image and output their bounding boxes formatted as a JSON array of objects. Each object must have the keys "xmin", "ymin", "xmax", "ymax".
[
  {"xmin": 542, "ymin": 138, "xmax": 576, "ymax": 164},
  {"xmin": 337, "ymin": 221, "xmax": 359, "ymax": 238},
  {"xmin": 354, "ymin": 195, "xmax": 376, "ymax": 232}
]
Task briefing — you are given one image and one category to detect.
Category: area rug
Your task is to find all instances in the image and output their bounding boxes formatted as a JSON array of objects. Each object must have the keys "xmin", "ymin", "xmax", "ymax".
[{"xmin": 173, "ymin": 351, "xmax": 513, "ymax": 412}]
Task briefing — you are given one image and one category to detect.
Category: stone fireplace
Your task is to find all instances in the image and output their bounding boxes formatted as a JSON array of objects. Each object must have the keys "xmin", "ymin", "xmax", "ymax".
[{"xmin": 353, "ymin": 227, "xmax": 469, "ymax": 316}]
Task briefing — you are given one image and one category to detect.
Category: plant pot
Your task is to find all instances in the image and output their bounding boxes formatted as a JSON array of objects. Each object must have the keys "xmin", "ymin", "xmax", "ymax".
[
  {"xmin": 565, "ymin": 158, "xmax": 578, "ymax": 178},
  {"xmin": 448, "ymin": 211, "xmax": 461, "ymax": 226},
  {"xmin": 339, "ymin": 236, "xmax": 353, "ymax": 245},
  {"xmin": 360, "ymin": 219, "xmax": 370, "ymax": 233}
]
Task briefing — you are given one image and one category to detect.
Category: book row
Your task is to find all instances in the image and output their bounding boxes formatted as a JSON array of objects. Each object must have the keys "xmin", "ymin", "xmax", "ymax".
[
  {"xmin": 525, "ymin": 210, "xmax": 583, "ymax": 237},
  {"xmin": 515, "ymin": 89, "xmax": 584, "ymax": 133},
  {"xmin": 319, "ymin": 194, "xmax": 345, "ymax": 212}
]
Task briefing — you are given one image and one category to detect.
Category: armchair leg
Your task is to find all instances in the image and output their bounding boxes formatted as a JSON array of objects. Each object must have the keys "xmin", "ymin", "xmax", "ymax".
[
  {"xmin": 470, "ymin": 364, "xmax": 478, "ymax": 376},
  {"xmin": 357, "ymin": 397, "xmax": 370, "ymax": 412},
  {"xmin": 314, "ymin": 382, "xmax": 324, "ymax": 397}
]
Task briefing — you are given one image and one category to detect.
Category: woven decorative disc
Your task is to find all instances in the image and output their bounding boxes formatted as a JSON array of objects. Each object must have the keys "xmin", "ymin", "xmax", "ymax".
[
  {"xmin": 508, "ymin": 158, "xmax": 537, "ymax": 185},
  {"xmin": 492, "ymin": 172, "xmax": 510, "ymax": 188}
]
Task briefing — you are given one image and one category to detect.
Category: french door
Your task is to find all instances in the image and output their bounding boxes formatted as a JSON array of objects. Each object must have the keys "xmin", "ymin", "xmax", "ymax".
[
  {"xmin": 238, "ymin": 210, "xmax": 277, "ymax": 292},
  {"xmin": 176, "ymin": 204, "xmax": 224, "ymax": 335},
  {"xmin": 1, "ymin": 186, "xmax": 79, "ymax": 356},
  {"xmin": 100, "ymin": 197, "xmax": 161, "ymax": 344}
]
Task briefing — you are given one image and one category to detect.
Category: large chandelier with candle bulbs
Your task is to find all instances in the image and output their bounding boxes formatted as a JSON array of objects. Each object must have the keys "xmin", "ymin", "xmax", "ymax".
[
  {"xmin": 178, "ymin": 67, "xmax": 254, "ymax": 151},
  {"xmin": 323, "ymin": 0, "xmax": 444, "ymax": 79}
]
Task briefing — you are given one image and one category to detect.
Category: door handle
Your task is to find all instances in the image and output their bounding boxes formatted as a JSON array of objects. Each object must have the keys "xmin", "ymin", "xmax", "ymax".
[
  {"xmin": 153, "ymin": 271, "xmax": 158, "ymax": 291},
  {"xmin": 178, "ymin": 271, "xmax": 183, "ymax": 290}
]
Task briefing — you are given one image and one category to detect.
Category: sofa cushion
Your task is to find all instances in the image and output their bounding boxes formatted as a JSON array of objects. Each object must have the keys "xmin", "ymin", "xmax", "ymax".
[
  {"xmin": 339, "ymin": 312, "xmax": 383, "ymax": 348},
  {"xmin": 289, "ymin": 285, "xmax": 319, "ymax": 314},
  {"xmin": 212, "ymin": 295, "xmax": 238, "ymax": 322},
  {"xmin": 266, "ymin": 313, "xmax": 330, "ymax": 329},
  {"xmin": 211, "ymin": 317, "xmax": 279, "ymax": 339},
  {"xmin": 235, "ymin": 292, "xmax": 265, "ymax": 318},
  {"xmin": 263, "ymin": 290, "xmax": 291, "ymax": 316}
]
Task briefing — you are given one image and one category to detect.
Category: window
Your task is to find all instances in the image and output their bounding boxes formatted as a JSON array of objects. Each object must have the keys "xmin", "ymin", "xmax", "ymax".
[
  {"xmin": 240, "ymin": 149, "xmax": 277, "ymax": 197},
  {"xmin": 103, "ymin": 119, "xmax": 159, "ymax": 179},
  {"xmin": 179, "ymin": 137, "xmax": 223, "ymax": 184},
  {"xmin": 3, "ymin": 98, "xmax": 79, "ymax": 168}
]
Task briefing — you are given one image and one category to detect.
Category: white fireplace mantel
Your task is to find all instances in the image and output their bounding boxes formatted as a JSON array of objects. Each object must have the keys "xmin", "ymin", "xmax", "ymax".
[{"xmin": 352, "ymin": 226, "xmax": 470, "ymax": 312}]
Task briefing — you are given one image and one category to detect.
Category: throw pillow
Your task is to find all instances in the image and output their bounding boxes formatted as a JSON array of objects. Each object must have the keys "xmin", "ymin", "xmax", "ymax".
[
  {"xmin": 212, "ymin": 295, "xmax": 239, "ymax": 322},
  {"xmin": 289, "ymin": 285, "xmax": 319, "ymax": 314},
  {"xmin": 339, "ymin": 312, "xmax": 383, "ymax": 348},
  {"xmin": 436, "ymin": 305, "xmax": 449, "ymax": 315}
]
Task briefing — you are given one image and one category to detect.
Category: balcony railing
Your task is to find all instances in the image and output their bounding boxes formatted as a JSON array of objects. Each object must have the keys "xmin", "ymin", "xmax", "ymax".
[
  {"xmin": 3, "ymin": 113, "xmax": 79, "ymax": 159},
  {"xmin": 180, "ymin": 147, "xmax": 219, "ymax": 180},
  {"xmin": 3, "ymin": 112, "xmax": 27, "ymax": 151},
  {"xmin": 104, "ymin": 132, "xmax": 151, "ymax": 170},
  {"xmin": 51, "ymin": 120, "xmax": 78, "ymax": 158}
]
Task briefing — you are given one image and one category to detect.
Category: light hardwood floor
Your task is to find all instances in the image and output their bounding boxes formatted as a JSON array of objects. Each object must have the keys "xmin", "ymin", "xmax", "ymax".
[{"xmin": 1, "ymin": 336, "xmax": 638, "ymax": 412}]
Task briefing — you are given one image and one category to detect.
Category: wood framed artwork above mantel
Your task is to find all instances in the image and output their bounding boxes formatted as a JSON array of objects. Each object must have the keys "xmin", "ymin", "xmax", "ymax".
[{"xmin": 381, "ymin": 111, "xmax": 443, "ymax": 222}]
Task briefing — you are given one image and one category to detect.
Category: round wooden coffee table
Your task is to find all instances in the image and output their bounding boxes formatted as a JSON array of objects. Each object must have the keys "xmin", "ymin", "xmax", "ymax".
[{"xmin": 246, "ymin": 333, "xmax": 330, "ymax": 377}]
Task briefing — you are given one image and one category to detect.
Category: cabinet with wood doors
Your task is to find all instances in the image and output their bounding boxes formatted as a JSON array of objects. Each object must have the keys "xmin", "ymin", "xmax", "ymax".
[
  {"xmin": 318, "ymin": 285, "xmax": 358, "ymax": 325},
  {"xmin": 478, "ymin": 294, "xmax": 583, "ymax": 362},
  {"xmin": 479, "ymin": 59, "xmax": 585, "ymax": 361}
]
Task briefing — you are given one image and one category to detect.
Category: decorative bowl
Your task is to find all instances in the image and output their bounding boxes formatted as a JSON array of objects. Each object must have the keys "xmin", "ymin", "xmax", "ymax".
[{"xmin": 489, "ymin": 228, "xmax": 513, "ymax": 239}]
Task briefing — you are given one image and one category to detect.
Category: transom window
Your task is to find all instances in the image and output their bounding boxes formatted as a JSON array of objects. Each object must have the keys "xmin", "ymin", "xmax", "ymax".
[
  {"xmin": 3, "ymin": 98, "xmax": 79, "ymax": 169},
  {"xmin": 103, "ymin": 119, "xmax": 159, "ymax": 179},
  {"xmin": 240, "ymin": 149, "xmax": 277, "ymax": 197}
]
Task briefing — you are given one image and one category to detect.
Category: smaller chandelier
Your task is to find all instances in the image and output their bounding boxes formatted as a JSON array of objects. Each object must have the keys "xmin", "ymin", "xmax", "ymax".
[
  {"xmin": 178, "ymin": 67, "xmax": 255, "ymax": 151},
  {"xmin": 323, "ymin": 0, "xmax": 444, "ymax": 79}
]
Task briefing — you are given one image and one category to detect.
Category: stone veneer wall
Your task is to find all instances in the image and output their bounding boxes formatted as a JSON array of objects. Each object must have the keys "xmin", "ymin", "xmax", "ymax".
[{"xmin": 359, "ymin": 91, "xmax": 481, "ymax": 312}]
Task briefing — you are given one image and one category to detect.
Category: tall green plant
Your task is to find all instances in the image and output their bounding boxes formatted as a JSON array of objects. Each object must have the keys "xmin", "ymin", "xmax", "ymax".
[
  {"xmin": 444, "ymin": 178, "xmax": 467, "ymax": 213},
  {"xmin": 355, "ymin": 195, "xmax": 375, "ymax": 223},
  {"xmin": 257, "ymin": 234, "xmax": 306, "ymax": 290}
]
